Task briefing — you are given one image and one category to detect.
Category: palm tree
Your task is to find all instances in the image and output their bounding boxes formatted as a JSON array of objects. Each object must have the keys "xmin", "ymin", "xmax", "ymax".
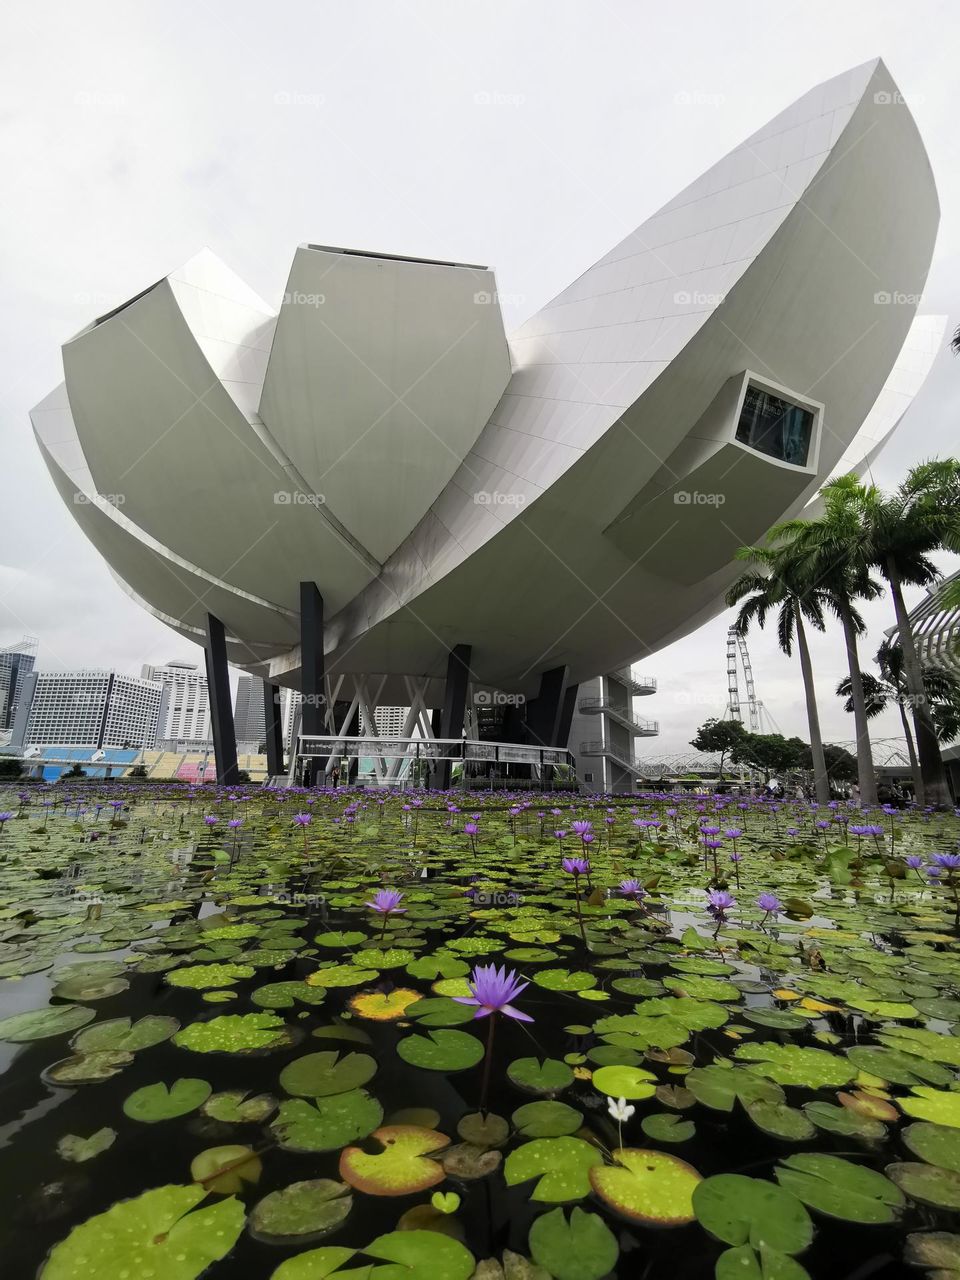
[
  {"xmin": 726, "ymin": 545, "xmax": 834, "ymax": 804},
  {"xmin": 847, "ymin": 462, "xmax": 960, "ymax": 808},
  {"xmin": 767, "ymin": 482, "xmax": 883, "ymax": 805}
]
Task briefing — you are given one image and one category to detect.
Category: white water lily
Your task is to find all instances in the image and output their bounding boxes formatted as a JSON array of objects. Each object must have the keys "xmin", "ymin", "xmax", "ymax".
[{"xmin": 607, "ymin": 1096, "xmax": 635, "ymax": 1123}]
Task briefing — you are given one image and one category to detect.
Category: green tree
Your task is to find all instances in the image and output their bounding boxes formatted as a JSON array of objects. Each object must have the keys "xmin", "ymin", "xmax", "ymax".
[
  {"xmin": 799, "ymin": 742, "xmax": 857, "ymax": 785},
  {"xmin": 767, "ymin": 481, "xmax": 883, "ymax": 805},
  {"xmin": 689, "ymin": 718, "xmax": 747, "ymax": 779},
  {"xmin": 726, "ymin": 543, "xmax": 834, "ymax": 804},
  {"xmin": 841, "ymin": 462, "xmax": 960, "ymax": 807},
  {"xmin": 729, "ymin": 731, "xmax": 807, "ymax": 780},
  {"xmin": 0, "ymin": 757, "xmax": 23, "ymax": 779}
]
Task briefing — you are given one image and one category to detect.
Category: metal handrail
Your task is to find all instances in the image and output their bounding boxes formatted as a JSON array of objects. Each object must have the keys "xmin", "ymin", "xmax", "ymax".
[
  {"xmin": 577, "ymin": 697, "xmax": 659, "ymax": 734},
  {"xmin": 297, "ymin": 734, "xmax": 575, "ymax": 769},
  {"xmin": 579, "ymin": 739, "xmax": 645, "ymax": 773},
  {"xmin": 608, "ymin": 667, "xmax": 657, "ymax": 694}
]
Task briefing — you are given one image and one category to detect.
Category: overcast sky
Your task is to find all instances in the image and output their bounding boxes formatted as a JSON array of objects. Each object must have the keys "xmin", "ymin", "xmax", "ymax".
[{"xmin": 1, "ymin": 0, "xmax": 958, "ymax": 758}]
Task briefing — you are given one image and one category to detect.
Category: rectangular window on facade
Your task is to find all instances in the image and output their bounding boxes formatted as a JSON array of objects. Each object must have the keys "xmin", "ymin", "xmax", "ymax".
[{"xmin": 735, "ymin": 383, "xmax": 814, "ymax": 466}]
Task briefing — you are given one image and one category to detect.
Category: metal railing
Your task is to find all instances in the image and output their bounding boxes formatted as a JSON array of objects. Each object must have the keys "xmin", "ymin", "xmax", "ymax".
[
  {"xmin": 608, "ymin": 667, "xmax": 657, "ymax": 695},
  {"xmin": 579, "ymin": 739, "xmax": 647, "ymax": 775},
  {"xmin": 577, "ymin": 697, "xmax": 659, "ymax": 735},
  {"xmin": 297, "ymin": 734, "xmax": 574, "ymax": 770}
]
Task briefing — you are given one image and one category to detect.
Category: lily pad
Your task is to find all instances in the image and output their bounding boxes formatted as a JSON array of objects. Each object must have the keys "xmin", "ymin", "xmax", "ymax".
[
  {"xmin": 44, "ymin": 1051, "xmax": 133, "ymax": 1085},
  {"xmin": 38, "ymin": 1183, "xmax": 245, "ymax": 1280},
  {"xmin": 123, "ymin": 1078, "xmax": 212, "ymax": 1122},
  {"xmin": 504, "ymin": 1136, "xmax": 602, "ymax": 1203},
  {"xmin": 734, "ymin": 1042, "xmax": 855, "ymax": 1089},
  {"xmin": 57, "ymin": 1128, "xmax": 116, "ymax": 1163},
  {"xmin": 900, "ymin": 1087, "xmax": 960, "ymax": 1129},
  {"xmin": 745, "ymin": 1101, "xmax": 816, "ymax": 1143},
  {"xmin": 693, "ymin": 1174, "xmax": 813, "ymax": 1254},
  {"xmin": 775, "ymin": 1153, "xmax": 903, "ymax": 1224},
  {"xmin": 173, "ymin": 1013, "xmax": 295, "ymax": 1054},
  {"xmin": 507, "ymin": 1057, "xmax": 575, "ymax": 1095},
  {"xmin": 190, "ymin": 1145, "xmax": 262, "ymax": 1194},
  {"xmin": 0, "ymin": 1003, "xmax": 95, "ymax": 1042},
  {"xmin": 272, "ymin": 1090, "xmax": 383, "ymax": 1153},
  {"xmin": 166, "ymin": 962, "xmax": 254, "ymax": 989},
  {"xmin": 512, "ymin": 1101, "xmax": 584, "ymax": 1138},
  {"xmin": 339, "ymin": 1125, "xmax": 450, "ymax": 1195},
  {"xmin": 902, "ymin": 1122, "xmax": 960, "ymax": 1172},
  {"xmin": 280, "ymin": 1051, "xmax": 377, "ymax": 1098},
  {"xmin": 250, "ymin": 1179, "xmax": 352, "ymax": 1243},
  {"xmin": 887, "ymin": 1161, "xmax": 960, "ymax": 1211},
  {"xmin": 71, "ymin": 1015, "xmax": 180, "ymax": 1054},
  {"xmin": 397, "ymin": 1029, "xmax": 484, "ymax": 1071},
  {"xmin": 528, "ymin": 1206, "xmax": 618, "ymax": 1280},
  {"xmin": 641, "ymin": 1112, "xmax": 696, "ymax": 1143},
  {"xmin": 348, "ymin": 988, "xmax": 422, "ymax": 1020},
  {"xmin": 251, "ymin": 981, "xmax": 327, "ymax": 1010},
  {"xmin": 457, "ymin": 1112, "xmax": 510, "ymax": 1147},
  {"xmin": 590, "ymin": 1148, "xmax": 701, "ymax": 1224},
  {"xmin": 202, "ymin": 1090, "xmax": 278, "ymax": 1124},
  {"xmin": 591, "ymin": 1064, "xmax": 657, "ymax": 1100}
]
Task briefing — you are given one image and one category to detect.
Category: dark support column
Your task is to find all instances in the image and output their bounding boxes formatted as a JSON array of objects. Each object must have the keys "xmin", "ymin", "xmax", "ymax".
[
  {"xmin": 430, "ymin": 707, "xmax": 442, "ymax": 738},
  {"xmin": 299, "ymin": 582, "xmax": 325, "ymax": 739},
  {"xmin": 439, "ymin": 644, "xmax": 472, "ymax": 789},
  {"xmin": 557, "ymin": 682, "xmax": 579, "ymax": 748},
  {"xmin": 204, "ymin": 614, "xmax": 240, "ymax": 785},
  {"xmin": 527, "ymin": 665, "xmax": 569, "ymax": 747},
  {"xmin": 263, "ymin": 682, "xmax": 283, "ymax": 778}
]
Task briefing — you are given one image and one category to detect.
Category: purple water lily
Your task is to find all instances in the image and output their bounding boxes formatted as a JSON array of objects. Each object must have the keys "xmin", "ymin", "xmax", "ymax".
[
  {"xmin": 365, "ymin": 889, "xmax": 406, "ymax": 914},
  {"xmin": 620, "ymin": 878, "xmax": 646, "ymax": 899},
  {"xmin": 757, "ymin": 892, "xmax": 782, "ymax": 916},
  {"xmin": 455, "ymin": 963, "xmax": 533, "ymax": 1023},
  {"xmin": 562, "ymin": 856, "xmax": 590, "ymax": 876}
]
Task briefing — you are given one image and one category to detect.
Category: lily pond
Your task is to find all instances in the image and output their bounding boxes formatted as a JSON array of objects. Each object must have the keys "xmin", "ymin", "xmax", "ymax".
[{"xmin": 1, "ymin": 787, "xmax": 960, "ymax": 1280}]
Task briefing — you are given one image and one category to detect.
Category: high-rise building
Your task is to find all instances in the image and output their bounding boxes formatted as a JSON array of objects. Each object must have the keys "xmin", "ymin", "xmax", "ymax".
[
  {"xmin": 373, "ymin": 706, "xmax": 407, "ymax": 737},
  {"xmin": 141, "ymin": 661, "xmax": 211, "ymax": 746},
  {"xmin": 25, "ymin": 670, "xmax": 164, "ymax": 749},
  {"xmin": 234, "ymin": 674, "xmax": 266, "ymax": 747},
  {"xmin": 0, "ymin": 637, "xmax": 38, "ymax": 735}
]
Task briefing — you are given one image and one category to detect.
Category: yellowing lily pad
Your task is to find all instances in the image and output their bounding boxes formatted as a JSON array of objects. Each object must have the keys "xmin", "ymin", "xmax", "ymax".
[
  {"xmin": 339, "ymin": 1125, "xmax": 450, "ymax": 1196},
  {"xmin": 590, "ymin": 1148, "xmax": 701, "ymax": 1225}
]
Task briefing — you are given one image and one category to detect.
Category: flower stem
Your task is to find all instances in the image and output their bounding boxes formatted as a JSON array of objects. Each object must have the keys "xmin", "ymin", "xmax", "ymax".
[{"xmin": 479, "ymin": 1013, "xmax": 497, "ymax": 1115}]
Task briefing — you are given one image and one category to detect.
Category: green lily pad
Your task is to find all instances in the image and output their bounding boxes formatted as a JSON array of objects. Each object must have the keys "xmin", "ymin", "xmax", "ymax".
[
  {"xmin": 887, "ymin": 1161, "xmax": 960, "ymax": 1210},
  {"xmin": 57, "ymin": 1127, "xmax": 116, "ymax": 1163},
  {"xmin": 0, "ymin": 1003, "xmax": 95, "ymax": 1042},
  {"xmin": 38, "ymin": 1184, "xmax": 245, "ymax": 1280},
  {"xmin": 900, "ymin": 1087, "xmax": 960, "ymax": 1129},
  {"xmin": 71, "ymin": 1015, "xmax": 180, "ymax": 1053},
  {"xmin": 339, "ymin": 1125, "xmax": 450, "ymax": 1195},
  {"xmin": 363, "ymin": 1229, "xmax": 475, "ymax": 1280},
  {"xmin": 271, "ymin": 1090, "xmax": 383, "ymax": 1153},
  {"xmin": 44, "ymin": 1051, "xmax": 133, "ymax": 1085},
  {"xmin": 846, "ymin": 1045, "xmax": 952, "ymax": 1088},
  {"xmin": 745, "ymin": 1101, "xmax": 816, "ymax": 1143},
  {"xmin": 314, "ymin": 931, "xmax": 366, "ymax": 948},
  {"xmin": 51, "ymin": 975, "xmax": 129, "ymax": 1001},
  {"xmin": 590, "ymin": 1147, "xmax": 701, "ymax": 1224},
  {"xmin": 202, "ymin": 1090, "xmax": 277, "ymax": 1124},
  {"xmin": 880, "ymin": 1027, "xmax": 960, "ymax": 1068},
  {"xmin": 591, "ymin": 1064, "xmax": 657, "ymax": 1100},
  {"xmin": 123, "ymin": 1078, "xmax": 212, "ymax": 1122},
  {"xmin": 507, "ymin": 1057, "xmax": 575, "ymax": 1095},
  {"xmin": 504, "ymin": 1136, "xmax": 602, "ymax": 1203},
  {"xmin": 775, "ymin": 1154, "xmax": 903, "ymax": 1223},
  {"xmin": 166, "ymin": 962, "xmax": 254, "ymax": 989},
  {"xmin": 533, "ymin": 968, "xmax": 597, "ymax": 992},
  {"xmin": 280, "ymin": 1051, "xmax": 377, "ymax": 1098},
  {"xmin": 734, "ymin": 1042, "xmax": 855, "ymax": 1088},
  {"xmin": 693, "ymin": 1174, "xmax": 813, "ymax": 1254},
  {"xmin": 406, "ymin": 996, "xmax": 476, "ymax": 1027},
  {"xmin": 250, "ymin": 1180, "xmax": 352, "ymax": 1243},
  {"xmin": 528, "ymin": 1206, "xmax": 618, "ymax": 1280},
  {"xmin": 251, "ymin": 981, "xmax": 327, "ymax": 1009},
  {"xmin": 190, "ymin": 1145, "xmax": 262, "ymax": 1194},
  {"xmin": 641, "ymin": 1113, "xmax": 696, "ymax": 1143},
  {"xmin": 715, "ymin": 1245, "xmax": 811, "ymax": 1280},
  {"xmin": 902, "ymin": 1122, "xmax": 960, "ymax": 1172},
  {"xmin": 308, "ymin": 964, "xmax": 377, "ymax": 988},
  {"xmin": 457, "ymin": 1112, "xmax": 510, "ymax": 1147},
  {"xmin": 397, "ymin": 1029, "xmax": 484, "ymax": 1071},
  {"xmin": 173, "ymin": 1013, "xmax": 296, "ymax": 1054},
  {"xmin": 802, "ymin": 1101, "xmax": 886, "ymax": 1141},
  {"xmin": 512, "ymin": 1101, "xmax": 584, "ymax": 1138}
]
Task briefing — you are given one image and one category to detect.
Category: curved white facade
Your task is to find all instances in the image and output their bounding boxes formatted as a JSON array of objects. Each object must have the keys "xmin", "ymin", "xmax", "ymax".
[{"xmin": 32, "ymin": 59, "xmax": 941, "ymax": 699}]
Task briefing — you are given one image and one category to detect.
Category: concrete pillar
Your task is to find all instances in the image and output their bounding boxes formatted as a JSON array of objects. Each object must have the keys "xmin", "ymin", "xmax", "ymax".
[
  {"xmin": 299, "ymin": 583, "xmax": 325, "ymax": 739},
  {"xmin": 439, "ymin": 644, "xmax": 471, "ymax": 788},
  {"xmin": 263, "ymin": 682, "xmax": 284, "ymax": 777}
]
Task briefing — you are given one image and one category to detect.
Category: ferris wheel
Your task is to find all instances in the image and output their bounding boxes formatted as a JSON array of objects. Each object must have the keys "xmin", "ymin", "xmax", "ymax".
[{"xmin": 724, "ymin": 627, "xmax": 779, "ymax": 734}]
